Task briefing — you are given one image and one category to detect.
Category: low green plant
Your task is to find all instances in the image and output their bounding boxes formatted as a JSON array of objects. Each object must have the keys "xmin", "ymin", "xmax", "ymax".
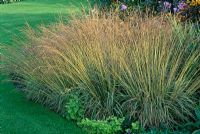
[
  {"xmin": 65, "ymin": 94, "xmax": 84, "ymax": 121},
  {"xmin": 79, "ymin": 116, "xmax": 124, "ymax": 134},
  {"xmin": 131, "ymin": 121, "xmax": 140, "ymax": 132},
  {"xmin": 125, "ymin": 121, "xmax": 140, "ymax": 134}
]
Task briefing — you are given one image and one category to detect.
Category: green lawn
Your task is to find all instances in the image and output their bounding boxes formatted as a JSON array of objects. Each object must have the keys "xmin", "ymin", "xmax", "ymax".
[
  {"xmin": 0, "ymin": 0, "xmax": 87, "ymax": 44},
  {"xmin": 0, "ymin": 0, "xmax": 88, "ymax": 133}
]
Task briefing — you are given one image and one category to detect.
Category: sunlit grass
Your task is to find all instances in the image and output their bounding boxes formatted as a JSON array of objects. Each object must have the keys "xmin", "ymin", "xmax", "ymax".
[{"xmin": 3, "ymin": 10, "xmax": 200, "ymax": 128}]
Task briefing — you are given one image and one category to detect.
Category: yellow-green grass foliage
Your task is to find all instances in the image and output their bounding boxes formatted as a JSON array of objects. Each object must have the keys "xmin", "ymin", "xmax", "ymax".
[{"xmin": 3, "ymin": 10, "xmax": 200, "ymax": 128}]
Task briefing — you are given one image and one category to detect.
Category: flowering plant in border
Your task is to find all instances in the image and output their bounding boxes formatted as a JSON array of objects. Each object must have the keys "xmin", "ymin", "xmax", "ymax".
[
  {"xmin": 110, "ymin": 0, "xmax": 158, "ymax": 13},
  {"xmin": 107, "ymin": 0, "xmax": 199, "ymax": 23},
  {"xmin": 176, "ymin": 0, "xmax": 200, "ymax": 22},
  {"xmin": 153, "ymin": 0, "xmax": 199, "ymax": 22}
]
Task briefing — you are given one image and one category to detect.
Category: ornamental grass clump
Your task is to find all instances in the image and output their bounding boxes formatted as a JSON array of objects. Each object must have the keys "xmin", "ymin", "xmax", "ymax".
[{"xmin": 3, "ymin": 9, "xmax": 200, "ymax": 128}]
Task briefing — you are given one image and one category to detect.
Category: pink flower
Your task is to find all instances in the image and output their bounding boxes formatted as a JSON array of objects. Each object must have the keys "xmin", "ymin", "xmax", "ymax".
[
  {"xmin": 120, "ymin": 4, "xmax": 127, "ymax": 11},
  {"xmin": 173, "ymin": 7, "xmax": 179, "ymax": 13},
  {"xmin": 164, "ymin": 1, "xmax": 172, "ymax": 9},
  {"xmin": 178, "ymin": 1, "xmax": 188, "ymax": 10}
]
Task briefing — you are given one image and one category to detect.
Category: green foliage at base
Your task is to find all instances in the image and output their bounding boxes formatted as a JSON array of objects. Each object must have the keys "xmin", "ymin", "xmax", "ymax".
[
  {"xmin": 64, "ymin": 94, "xmax": 200, "ymax": 133},
  {"xmin": 79, "ymin": 117, "xmax": 124, "ymax": 134},
  {"xmin": 65, "ymin": 94, "xmax": 84, "ymax": 121}
]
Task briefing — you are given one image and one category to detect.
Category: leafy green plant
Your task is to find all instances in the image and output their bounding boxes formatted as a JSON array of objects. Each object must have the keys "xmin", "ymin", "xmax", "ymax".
[
  {"xmin": 131, "ymin": 121, "xmax": 140, "ymax": 132},
  {"xmin": 125, "ymin": 121, "xmax": 140, "ymax": 134},
  {"xmin": 79, "ymin": 116, "xmax": 124, "ymax": 134},
  {"xmin": 65, "ymin": 94, "xmax": 84, "ymax": 121}
]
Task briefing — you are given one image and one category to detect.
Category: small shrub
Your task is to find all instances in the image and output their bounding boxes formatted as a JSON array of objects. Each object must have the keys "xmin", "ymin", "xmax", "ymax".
[
  {"xmin": 65, "ymin": 94, "xmax": 84, "ymax": 121},
  {"xmin": 79, "ymin": 117, "xmax": 124, "ymax": 134}
]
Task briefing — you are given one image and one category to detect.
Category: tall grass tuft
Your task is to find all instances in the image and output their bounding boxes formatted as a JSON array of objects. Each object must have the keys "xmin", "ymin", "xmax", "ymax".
[{"xmin": 3, "ymin": 10, "xmax": 200, "ymax": 128}]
